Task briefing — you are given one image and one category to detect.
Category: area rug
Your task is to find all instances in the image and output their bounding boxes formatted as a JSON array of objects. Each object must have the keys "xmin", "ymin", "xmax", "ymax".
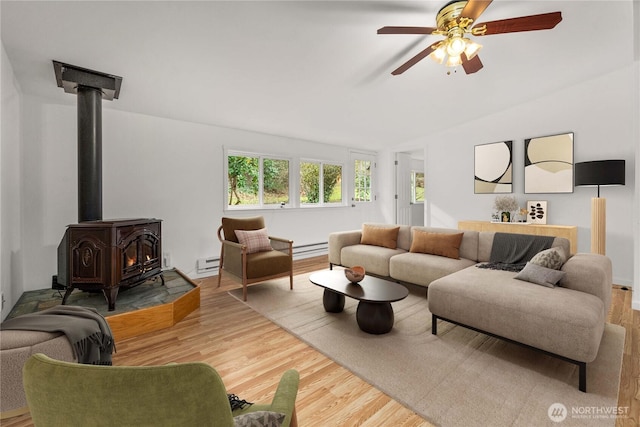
[{"xmin": 229, "ymin": 271, "xmax": 625, "ymax": 427}]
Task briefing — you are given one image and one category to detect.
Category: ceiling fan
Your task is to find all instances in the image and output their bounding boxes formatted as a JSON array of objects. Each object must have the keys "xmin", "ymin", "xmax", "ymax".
[{"xmin": 377, "ymin": 0, "xmax": 562, "ymax": 75}]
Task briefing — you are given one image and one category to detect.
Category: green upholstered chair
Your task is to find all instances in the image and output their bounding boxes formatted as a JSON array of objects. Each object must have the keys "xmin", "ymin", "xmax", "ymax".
[
  {"xmin": 23, "ymin": 353, "xmax": 299, "ymax": 427},
  {"xmin": 217, "ymin": 216, "xmax": 293, "ymax": 301}
]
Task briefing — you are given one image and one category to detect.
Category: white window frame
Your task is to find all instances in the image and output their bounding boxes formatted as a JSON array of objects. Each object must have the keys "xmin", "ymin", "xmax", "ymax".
[
  {"xmin": 224, "ymin": 150, "xmax": 292, "ymax": 210},
  {"xmin": 299, "ymin": 159, "xmax": 345, "ymax": 207},
  {"xmin": 351, "ymin": 152, "xmax": 376, "ymax": 204}
]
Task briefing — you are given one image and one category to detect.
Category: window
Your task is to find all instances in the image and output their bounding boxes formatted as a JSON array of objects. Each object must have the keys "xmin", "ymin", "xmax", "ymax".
[
  {"xmin": 353, "ymin": 159, "xmax": 372, "ymax": 202},
  {"xmin": 300, "ymin": 161, "xmax": 343, "ymax": 205},
  {"xmin": 412, "ymin": 171, "xmax": 425, "ymax": 203},
  {"xmin": 227, "ymin": 153, "xmax": 289, "ymax": 207}
]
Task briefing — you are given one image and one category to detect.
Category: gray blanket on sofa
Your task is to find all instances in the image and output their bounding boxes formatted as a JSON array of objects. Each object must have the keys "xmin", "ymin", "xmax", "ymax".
[
  {"xmin": 0, "ymin": 305, "xmax": 114, "ymax": 365},
  {"xmin": 477, "ymin": 232, "xmax": 554, "ymax": 272}
]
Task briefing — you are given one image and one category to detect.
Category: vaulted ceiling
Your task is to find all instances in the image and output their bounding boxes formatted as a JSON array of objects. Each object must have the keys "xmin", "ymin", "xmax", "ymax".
[{"xmin": 1, "ymin": 1, "xmax": 636, "ymax": 152}]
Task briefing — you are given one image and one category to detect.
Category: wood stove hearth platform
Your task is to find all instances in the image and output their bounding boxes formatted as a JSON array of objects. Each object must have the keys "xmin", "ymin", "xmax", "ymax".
[{"xmin": 5, "ymin": 269, "xmax": 199, "ymax": 342}]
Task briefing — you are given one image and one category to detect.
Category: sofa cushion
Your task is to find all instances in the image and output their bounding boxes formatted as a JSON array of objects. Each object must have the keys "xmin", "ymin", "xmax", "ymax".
[
  {"xmin": 235, "ymin": 228, "xmax": 273, "ymax": 254},
  {"xmin": 389, "ymin": 252, "xmax": 476, "ymax": 287},
  {"xmin": 428, "ymin": 266, "xmax": 605, "ymax": 363},
  {"xmin": 341, "ymin": 244, "xmax": 405, "ymax": 277},
  {"xmin": 514, "ymin": 262, "xmax": 566, "ymax": 287},
  {"xmin": 529, "ymin": 246, "xmax": 567, "ymax": 270},
  {"xmin": 412, "ymin": 227, "xmax": 479, "ymax": 261},
  {"xmin": 222, "ymin": 216, "xmax": 265, "ymax": 243},
  {"xmin": 410, "ymin": 230, "xmax": 464, "ymax": 259},
  {"xmin": 245, "ymin": 250, "xmax": 290, "ymax": 279},
  {"xmin": 361, "ymin": 224, "xmax": 400, "ymax": 249}
]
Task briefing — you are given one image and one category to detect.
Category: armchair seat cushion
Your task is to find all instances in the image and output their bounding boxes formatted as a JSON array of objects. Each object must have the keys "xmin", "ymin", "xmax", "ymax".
[{"xmin": 246, "ymin": 250, "xmax": 291, "ymax": 280}]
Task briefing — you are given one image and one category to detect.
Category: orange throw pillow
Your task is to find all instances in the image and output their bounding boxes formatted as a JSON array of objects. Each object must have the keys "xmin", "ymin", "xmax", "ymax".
[
  {"xmin": 410, "ymin": 231, "xmax": 464, "ymax": 259},
  {"xmin": 360, "ymin": 225, "xmax": 400, "ymax": 249}
]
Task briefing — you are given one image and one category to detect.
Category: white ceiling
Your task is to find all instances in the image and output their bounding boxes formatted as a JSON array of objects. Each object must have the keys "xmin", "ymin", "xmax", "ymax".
[{"xmin": 1, "ymin": 1, "xmax": 636, "ymax": 152}]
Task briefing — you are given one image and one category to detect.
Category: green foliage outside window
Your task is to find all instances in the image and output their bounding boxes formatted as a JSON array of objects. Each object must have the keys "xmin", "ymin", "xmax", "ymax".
[
  {"xmin": 412, "ymin": 171, "xmax": 425, "ymax": 203},
  {"xmin": 264, "ymin": 158, "xmax": 289, "ymax": 205},
  {"xmin": 228, "ymin": 155, "xmax": 258, "ymax": 205},
  {"xmin": 227, "ymin": 152, "xmax": 345, "ymax": 207},
  {"xmin": 227, "ymin": 155, "xmax": 289, "ymax": 205},
  {"xmin": 323, "ymin": 164, "xmax": 342, "ymax": 203},
  {"xmin": 300, "ymin": 162, "xmax": 342, "ymax": 204},
  {"xmin": 354, "ymin": 160, "xmax": 371, "ymax": 202}
]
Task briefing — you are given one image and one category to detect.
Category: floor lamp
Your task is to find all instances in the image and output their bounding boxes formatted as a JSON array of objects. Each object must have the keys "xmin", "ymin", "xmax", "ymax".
[{"xmin": 574, "ymin": 160, "xmax": 625, "ymax": 255}]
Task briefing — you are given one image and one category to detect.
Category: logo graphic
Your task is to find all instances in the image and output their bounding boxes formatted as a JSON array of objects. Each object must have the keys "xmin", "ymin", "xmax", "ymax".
[{"xmin": 548, "ymin": 403, "xmax": 567, "ymax": 423}]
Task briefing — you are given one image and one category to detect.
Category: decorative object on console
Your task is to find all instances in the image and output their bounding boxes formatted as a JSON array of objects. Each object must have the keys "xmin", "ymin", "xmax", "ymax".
[
  {"xmin": 524, "ymin": 132, "xmax": 574, "ymax": 194},
  {"xmin": 527, "ymin": 200, "xmax": 547, "ymax": 224},
  {"xmin": 344, "ymin": 266, "xmax": 366, "ymax": 283},
  {"xmin": 474, "ymin": 141, "xmax": 513, "ymax": 194},
  {"xmin": 493, "ymin": 195, "xmax": 519, "ymax": 222},
  {"xmin": 575, "ymin": 159, "xmax": 626, "ymax": 255}
]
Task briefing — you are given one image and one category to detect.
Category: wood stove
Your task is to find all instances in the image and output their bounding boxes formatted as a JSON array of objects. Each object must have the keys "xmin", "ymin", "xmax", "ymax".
[
  {"xmin": 53, "ymin": 62, "xmax": 165, "ymax": 312},
  {"xmin": 57, "ymin": 219, "xmax": 163, "ymax": 311}
]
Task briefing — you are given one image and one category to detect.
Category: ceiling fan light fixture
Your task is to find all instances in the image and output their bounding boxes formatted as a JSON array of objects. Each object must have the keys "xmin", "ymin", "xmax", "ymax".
[
  {"xmin": 446, "ymin": 54, "xmax": 462, "ymax": 67},
  {"xmin": 463, "ymin": 38, "xmax": 482, "ymax": 60},
  {"xmin": 446, "ymin": 36, "xmax": 466, "ymax": 57},
  {"xmin": 429, "ymin": 43, "xmax": 447, "ymax": 64}
]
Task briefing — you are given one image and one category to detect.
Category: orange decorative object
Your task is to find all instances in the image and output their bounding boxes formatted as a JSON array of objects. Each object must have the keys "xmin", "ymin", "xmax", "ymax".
[{"xmin": 344, "ymin": 266, "xmax": 366, "ymax": 283}]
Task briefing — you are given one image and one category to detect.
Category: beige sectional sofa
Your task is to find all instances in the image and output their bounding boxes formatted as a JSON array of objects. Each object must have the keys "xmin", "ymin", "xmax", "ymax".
[{"xmin": 328, "ymin": 223, "xmax": 613, "ymax": 392}]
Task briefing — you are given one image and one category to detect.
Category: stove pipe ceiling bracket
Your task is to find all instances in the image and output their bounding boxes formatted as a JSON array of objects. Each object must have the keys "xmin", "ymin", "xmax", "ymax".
[{"xmin": 53, "ymin": 61, "xmax": 123, "ymax": 222}]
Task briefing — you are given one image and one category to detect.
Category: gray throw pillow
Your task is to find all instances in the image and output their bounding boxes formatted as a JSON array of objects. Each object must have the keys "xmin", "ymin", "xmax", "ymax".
[
  {"xmin": 233, "ymin": 411, "xmax": 285, "ymax": 427},
  {"xmin": 514, "ymin": 262, "xmax": 566, "ymax": 288},
  {"xmin": 529, "ymin": 247, "xmax": 567, "ymax": 270}
]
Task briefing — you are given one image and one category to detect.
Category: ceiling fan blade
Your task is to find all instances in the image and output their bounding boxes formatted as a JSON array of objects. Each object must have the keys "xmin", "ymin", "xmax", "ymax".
[
  {"xmin": 377, "ymin": 26, "xmax": 438, "ymax": 35},
  {"xmin": 474, "ymin": 11, "xmax": 562, "ymax": 35},
  {"xmin": 391, "ymin": 41, "xmax": 440, "ymax": 75},
  {"xmin": 460, "ymin": 0, "xmax": 493, "ymax": 22},
  {"xmin": 462, "ymin": 53, "xmax": 483, "ymax": 74}
]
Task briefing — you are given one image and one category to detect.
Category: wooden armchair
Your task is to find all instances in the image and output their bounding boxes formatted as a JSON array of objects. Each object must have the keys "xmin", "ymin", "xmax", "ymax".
[{"xmin": 217, "ymin": 216, "xmax": 293, "ymax": 301}]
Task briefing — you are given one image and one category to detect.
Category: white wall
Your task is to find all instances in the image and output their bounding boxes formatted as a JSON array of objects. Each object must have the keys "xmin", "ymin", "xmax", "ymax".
[
  {"xmin": 419, "ymin": 66, "xmax": 636, "ymax": 288},
  {"xmin": 1, "ymin": 42, "xmax": 23, "ymax": 320},
  {"xmin": 17, "ymin": 95, "xmax": 383, "ymax": 291}
]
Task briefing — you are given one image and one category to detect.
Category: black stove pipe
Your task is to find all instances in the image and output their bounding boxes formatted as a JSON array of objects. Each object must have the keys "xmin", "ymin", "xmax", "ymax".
[{"xmin": 77, "ymin": 85, "xmax": 103, "ymax": 222}]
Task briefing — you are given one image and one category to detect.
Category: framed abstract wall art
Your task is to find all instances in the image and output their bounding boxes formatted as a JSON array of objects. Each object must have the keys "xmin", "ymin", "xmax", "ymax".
[
  {"xmin": 527, "ymin": 200, "xmax": 547, "ymax": 224},
  {"xmin": 474, "ymin": 141, "xmax": 513, "ymax": 194},
  {"xmin": 524, "ymin": 132, "xmax": 574, "ymax": 194}
]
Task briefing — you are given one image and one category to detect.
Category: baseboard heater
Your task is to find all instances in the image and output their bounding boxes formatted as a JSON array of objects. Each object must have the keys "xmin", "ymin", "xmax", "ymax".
[{"xmin": 196, "ymin": 241, "xmax": 328, "ymax": 275}]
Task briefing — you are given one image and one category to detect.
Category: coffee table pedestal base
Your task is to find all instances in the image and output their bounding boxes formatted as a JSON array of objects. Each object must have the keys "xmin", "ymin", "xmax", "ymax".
[
  {"xmin": 356, "ymin": 301, "xmax": 394, "ymax": 334},
  {"xmin": 323, "ymin": 289, "xmax": 345, "ymax": 313}
]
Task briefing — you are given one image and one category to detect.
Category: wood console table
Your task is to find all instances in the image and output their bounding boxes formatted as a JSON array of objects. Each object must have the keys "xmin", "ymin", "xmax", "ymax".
[{"xmin": 458, "ymin": 220, "xmax": 578, "ymax": 255}]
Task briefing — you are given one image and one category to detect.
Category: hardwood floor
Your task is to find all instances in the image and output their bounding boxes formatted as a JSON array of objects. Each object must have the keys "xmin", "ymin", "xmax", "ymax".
[{"xmin": 4, "ymin": 256, "xmax": 638, "ymax": 426}]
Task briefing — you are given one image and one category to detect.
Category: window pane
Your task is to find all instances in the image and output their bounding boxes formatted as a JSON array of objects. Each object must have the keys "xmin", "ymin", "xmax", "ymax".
[
  {"xmin": 300, "ymin": 162, "xmax": 320, "ymax": 204},
  {"xmin": 263, "ymin": 158, "xmax": 289, "ymax": 205},
  {"xmin": 354, "ymin": 160, "xmax": 371, "ymax": 202},
  {"xmin": 323, "ymin": 164, "xmax": 342, "ymax": 203},
  {"xmin": 413, "ymin": 172, "xmax": 425, "ymax": 203},
  {"xmin": 228, "ymin": 155, "xmax": 259, "ymax": 205}
]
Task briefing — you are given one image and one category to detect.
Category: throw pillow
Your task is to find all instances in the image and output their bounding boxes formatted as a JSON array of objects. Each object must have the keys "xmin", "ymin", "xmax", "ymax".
[
  {"xmin": 360, "ymin": 225, "xmax": 400, "ymax": 249},
  {"xmin": 514, "ymin": 262, "xmax": 566, "ymax": 288},
  {"xmin": 409, "ymin": 230, "xmax": 464, "ymax": 259},
  {"xmin": 530, "ymin": 247, "xmax": 567, "ymax": 270},
  {"xmin": 235, "ymin": 228, "xmax": 273, "ymax": 254},
  {"xmin": 233, "ymin": 411, "xmax": 285, "ymax": 427}
]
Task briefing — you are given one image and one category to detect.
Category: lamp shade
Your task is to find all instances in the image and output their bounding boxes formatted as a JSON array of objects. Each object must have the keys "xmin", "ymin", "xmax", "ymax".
[{"xmin": 575, "ymin": 160, "xmax": 625, "ymax": 187}]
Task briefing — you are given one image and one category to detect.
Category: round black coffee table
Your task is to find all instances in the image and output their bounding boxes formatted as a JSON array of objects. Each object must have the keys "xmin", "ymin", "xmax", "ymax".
[{"xmin": 309, "ymin": 270, "xmax": 409, "ymax": 334}]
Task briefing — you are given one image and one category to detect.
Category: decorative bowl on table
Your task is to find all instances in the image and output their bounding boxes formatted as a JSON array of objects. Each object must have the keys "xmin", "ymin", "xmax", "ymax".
[{"xmin": 344, "ymin": 266, "xmax": 365, "ymax": 283}]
